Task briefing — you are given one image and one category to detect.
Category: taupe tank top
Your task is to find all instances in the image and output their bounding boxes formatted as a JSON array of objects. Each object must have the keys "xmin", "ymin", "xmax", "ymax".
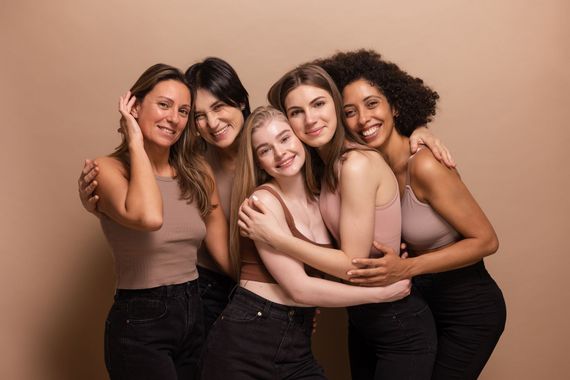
[
  {"xmin": 401, "ymin": 150, "xmax": 461, "ymax": 252},
  {"xmin": 100, "ymin": 176, "xmax": 206, "ymax": 289},
  {"xmin": 240, "ymin": 185, "xmax": 332, "ymax": 283}
]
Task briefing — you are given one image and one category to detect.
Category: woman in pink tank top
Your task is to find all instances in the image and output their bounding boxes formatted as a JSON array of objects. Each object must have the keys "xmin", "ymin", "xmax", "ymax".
[
  {"xmin": 239, "ymin": 65, "xmax": 439, "ymax": 380},
  {"xmin": 318, "ymin": 50, "xmax": 506, "ymax": 380}
]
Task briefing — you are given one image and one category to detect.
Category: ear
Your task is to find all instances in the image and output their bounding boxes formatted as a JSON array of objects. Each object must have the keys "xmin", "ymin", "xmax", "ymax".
[
  {"xmin": 131, "ymin": 102, "xmax": 141, "ymax": 118},
  {"xmin": 392, "ymin": 107, "xmax": 399, "ymax": 118},
  {"xmin": 240, "ymin": 103, "xmax": 246, "ymax": 110}
]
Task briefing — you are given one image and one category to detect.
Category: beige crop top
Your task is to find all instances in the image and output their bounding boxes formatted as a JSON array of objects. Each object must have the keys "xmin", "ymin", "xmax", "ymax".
[
  {"xmin": 100, "ymin": 176, "xmax": 206, "ymax": 289},
  {"xmin": 240, "ymin": 185, "xmax": 333, "ymax": 283}
]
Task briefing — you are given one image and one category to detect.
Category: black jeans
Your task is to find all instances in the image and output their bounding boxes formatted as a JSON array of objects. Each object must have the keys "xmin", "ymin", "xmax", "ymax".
[
  {"xmin": 200, "ymin": 286, "xmax": 326, "ymax": 379},
  {"xmin": 347, "ymin": 288, "xmax": 437, "ymax": 380},
  {"xmin": 197, "ymin": 265, "xmax": 235, "ymax": 335},
  {"xmin": 414, "ymin": 260, "xmax": 506, "ymax": 380},
  {"xmin": 104, "ymin": 280, "xmax": 204, "ymax": 380}
]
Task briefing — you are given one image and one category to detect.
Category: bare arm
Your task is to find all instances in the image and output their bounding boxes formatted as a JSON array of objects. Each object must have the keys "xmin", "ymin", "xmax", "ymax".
[
  {"xmin": 239, "ymin": 151, "xmax": 393, "ymax": 280},
  {"xmin": 253, "ymin": 194, "xmax": 410, "ymax": 307},
  {"xmin": 95, "ymin": 92, "xmax": 163, "ymax": 231},
  {"xmin": 349, "ymin": 149, "xmax": 498, "ymax": 285}
]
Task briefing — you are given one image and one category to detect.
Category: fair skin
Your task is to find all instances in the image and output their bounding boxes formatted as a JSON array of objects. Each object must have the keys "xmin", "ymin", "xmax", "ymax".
[
  {"xmin": 94, "ymin": 80, "xmax": 231, "ymax": 274},
  {"xmin": 341, "ymin": 79, "xmax": 498, "ymax": 286},
  {"xmin": 238, "ymin": 84, "xmax": 400, "ymax": 280},
  {"xmin": 241, "ymin": 118, "xmax": 410, "ymax": 306}
]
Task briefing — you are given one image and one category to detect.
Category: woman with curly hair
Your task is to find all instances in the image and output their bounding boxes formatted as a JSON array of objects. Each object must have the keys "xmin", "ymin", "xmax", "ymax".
[{"xmin": 317, "ymin": 50, "xmax": 506, "ymax": 380}]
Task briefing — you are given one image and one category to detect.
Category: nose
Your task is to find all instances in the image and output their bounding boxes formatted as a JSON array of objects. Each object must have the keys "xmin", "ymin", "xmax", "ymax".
[
  {"xmin": 273, "ymin": 145, "xmax": 285, "ymax": 159},
  {"xmin": 167, "ymin": 108, "xmax": 180, "ymax": 125},
  {"xmin": 305, "ymin": 109, "xmax": 317, "ymax": 126},
  {"xmin": 358, "ymin": 108, "xmax": 370, "ymax": 127}
]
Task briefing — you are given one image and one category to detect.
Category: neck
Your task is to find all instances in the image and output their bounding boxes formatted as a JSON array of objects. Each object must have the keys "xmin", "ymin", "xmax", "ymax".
[
  {"xmin": 209, "ymin": 143, "xmax": 238, "ymax": 172},
  {"xmin": 144, "ymin": 142, "xmax": 173, "ymax": 177},
  {"xmin": 272, "ymin": 172, "xmax": 308, "ymax": 203},
  {"xmin": 381, "ymin": 133, "xmax": 410, "ymax": 176}
]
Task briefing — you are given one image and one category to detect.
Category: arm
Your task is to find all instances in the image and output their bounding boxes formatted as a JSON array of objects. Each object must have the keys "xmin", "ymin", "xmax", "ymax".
[
  {"xmin": 202, "ymin": 165, "xmax": 232, "ymax": 277},
  {"xmin": 253, "ymin": 194, "xmax": 411, "ymax": 307},
  {"xmin": 239, "ymin": 152, "xmax": 389, "ymax": 280},
  {"xmin": 349, "ymin": 149, "xmax": 498, "ymax": 285},
  {"xmin": 95, "ymin": 92, "xmax": 163, "ymax": 231},
  {"xmin": 409, "ymin": 126, "xmax": 456, "ymax": 168},
  {"xmin": 78, "ymin": 159, "xmax": 101, "ymax": 217}
]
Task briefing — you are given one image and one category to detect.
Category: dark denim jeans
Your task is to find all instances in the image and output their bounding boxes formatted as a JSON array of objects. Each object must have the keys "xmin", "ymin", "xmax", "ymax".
[
  {"xmin": 197, "ymin": 265, "xmax": 235, "ymax": 335},
  {"xmin": 347, "ymin": 288, "xmax": 437, "ymax": 380},
  {"xmin": 104, "ymin": 280, "xmax": 204, "ymax": 380},
  {"xmin": 200, "ymin": 286, "xmax": 326, "ymax": 380},
  {"xmin": 414, "ymin": 260, "xmax": 506, "ymax": 380}
]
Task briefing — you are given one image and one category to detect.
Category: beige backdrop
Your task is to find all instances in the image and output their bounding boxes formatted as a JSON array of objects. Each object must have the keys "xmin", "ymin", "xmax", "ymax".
[{"xmin": 1, "ymin": 0, "xmax": 569, "ymax": 379}]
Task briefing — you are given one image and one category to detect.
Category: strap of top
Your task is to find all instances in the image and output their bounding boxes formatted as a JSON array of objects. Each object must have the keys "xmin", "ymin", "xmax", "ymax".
[
  {"xmin": 256, "ymin": 185, "xmax": 331, "ymax": 247},
  {"xmin": 405, "ymin": 146, "xmax": 425, "ymax": 186}
]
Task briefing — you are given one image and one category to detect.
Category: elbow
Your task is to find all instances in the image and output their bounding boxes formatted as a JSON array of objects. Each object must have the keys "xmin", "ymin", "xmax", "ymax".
[
  {"xmin": 139, "ymin": 214, "xmax": 163, "ymax": 231},
  {"xmin": 286, "ymin": 284, "xmax": 311, "ymax": 305},
  {"xmin": 481, "ymin": 232, "xmax": 499, "ymax": 257}
]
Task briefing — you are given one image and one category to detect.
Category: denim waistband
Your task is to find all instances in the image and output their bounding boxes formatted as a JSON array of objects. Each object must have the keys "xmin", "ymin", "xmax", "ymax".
[
  {"xmin": 233, "ymin": 286, "xmax": 315, "ymax": 323},
  {"xmin": 115, "ymin": 279, "xmax": 199, "ymax": 299}
]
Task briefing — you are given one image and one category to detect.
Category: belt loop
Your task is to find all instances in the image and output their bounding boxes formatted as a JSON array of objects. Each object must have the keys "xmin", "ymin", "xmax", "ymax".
[{"xmin": 262, "ymin": 299, "xmax": 272, "ymax": 318}]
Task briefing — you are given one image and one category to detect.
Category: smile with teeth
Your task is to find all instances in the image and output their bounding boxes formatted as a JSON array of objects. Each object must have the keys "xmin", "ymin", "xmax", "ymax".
[
  {"xmin": 212, "ymin": 125, "xmax": 230, "ymax": 137},
  {"xmin": 158, "ymin": 126, "xmax": 176, "ymax": 135},
  {"xmin": 361, "ymin": 124, "xmax": 381, "ymax": 137},
  {"xmin": 276, "ymin": 155, "xmax": 295, "ymax": 168}
]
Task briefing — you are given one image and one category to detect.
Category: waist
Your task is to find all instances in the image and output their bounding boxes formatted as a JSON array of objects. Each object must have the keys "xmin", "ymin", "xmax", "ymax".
[
  {"xmin": 232, "ymin": 286, "xmax": 316, "ymax": 322},
  {"xmin": 415, "ymin": 260, "xmax": 489, "ymax": 283},
  {"xmin": 115, "ymin": 279, "xmax": 199, "ymax": 299},
  {"xmin": 198, "ymin": 265, "xmax": 235, "ymax": 287}
]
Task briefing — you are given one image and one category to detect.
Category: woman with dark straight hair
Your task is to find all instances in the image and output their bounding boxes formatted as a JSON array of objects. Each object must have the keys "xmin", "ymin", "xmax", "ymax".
[{"xmin": 94, "ymin": 63, "xmax": 230, "ymax": 379}]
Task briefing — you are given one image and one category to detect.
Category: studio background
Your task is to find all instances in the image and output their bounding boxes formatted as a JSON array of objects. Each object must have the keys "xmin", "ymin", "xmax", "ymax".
[{"xmin": 1, "ymin": 1, "xmax": 568, "ymax": 379}]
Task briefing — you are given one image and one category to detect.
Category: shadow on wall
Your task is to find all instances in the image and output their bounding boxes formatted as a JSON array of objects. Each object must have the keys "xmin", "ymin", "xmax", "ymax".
[{"xmin": 41, "ymin": 234, "xmax": 114, "ymax": 380}]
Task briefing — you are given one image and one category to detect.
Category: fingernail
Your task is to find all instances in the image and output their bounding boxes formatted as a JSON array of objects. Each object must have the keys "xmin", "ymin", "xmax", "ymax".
[
  {"xmin": 347, "ymin": 271, "xmax": 353, "ymax": 275},
  {"xmin": 251, "ymin": 195, "xmax": 258, "ymax": 201}
]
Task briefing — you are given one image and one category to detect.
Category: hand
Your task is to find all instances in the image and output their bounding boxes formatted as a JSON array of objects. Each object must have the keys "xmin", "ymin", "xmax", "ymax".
[
  {"xmin": 409, "ymin": 126, "xmax": 456, "ymax": 168},
  {"xmin": 78, "ymin": 159, "xmax": 102, "ymax": 217},
  {"xmin": 347, "ymin": 242, "xmax": 411, "ymax": 286},
  {"xmin": 237, "ymin": 195, "xmax": 287, "ymax": 246},
  {"xmin": 118, "ymin": 91, "xmax": 143, "ymax": 145},
  {"xmin": 377, "ymin": 278, "xmax": 411, "ymax": 302}
]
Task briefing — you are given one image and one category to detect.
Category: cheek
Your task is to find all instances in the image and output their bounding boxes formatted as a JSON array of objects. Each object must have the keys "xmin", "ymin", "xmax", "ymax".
[{"xmin": 288, "ymin": 120, "xmax": 307, "ymax": 141}]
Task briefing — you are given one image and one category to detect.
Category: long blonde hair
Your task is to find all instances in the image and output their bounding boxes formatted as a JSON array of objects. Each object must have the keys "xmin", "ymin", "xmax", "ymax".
[
  {"xmin": 110, "ymin": 63, "xmax": 215, "ymax": 218},
  {"xmin": 229, "ymin": 105, "xmax": 319, "ymax": 279}
]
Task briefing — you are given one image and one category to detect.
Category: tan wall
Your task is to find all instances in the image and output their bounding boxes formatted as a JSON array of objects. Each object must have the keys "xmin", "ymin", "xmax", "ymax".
[{"xmin": 1, "ymin": 1, "xmax": 568, "ymax": 379}]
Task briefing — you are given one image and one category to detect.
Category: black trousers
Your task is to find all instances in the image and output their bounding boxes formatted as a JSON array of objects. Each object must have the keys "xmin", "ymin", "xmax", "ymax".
[
  {"xmin": 200, "ymin": 286, "xmax": 326, "ymax": 380},
  {"xmin": 197, "ymin": 265, "xmax": 235, "ymax": 335},
  {"xmin": 414, "ymin": 260, "xmax": 506, "ymax": 380},
  {"xmin": 347, "ymin": 288, "xmax": 437, "ymax": 380},
  {"xmin": 104, "ymin": 280, "xmax": 204, "ymax": 379}
]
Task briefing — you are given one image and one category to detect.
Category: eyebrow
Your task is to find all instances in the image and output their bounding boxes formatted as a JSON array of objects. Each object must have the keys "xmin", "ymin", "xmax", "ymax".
[
  {"xmin": 285, "ymin": 96, "xmax": 326, "ymax": 113},
  {"xmin": 156, "ymin": 96, "xmax": 190, "ymax": 108},
  {"xmin": 343, "ymin": 95, "xmax": 381, "ymax": 108}
]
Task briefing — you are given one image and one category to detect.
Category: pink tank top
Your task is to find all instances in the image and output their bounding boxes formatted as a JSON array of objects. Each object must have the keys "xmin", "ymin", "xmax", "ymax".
[
  {"xmin": 401, "ymin": 150, "xmax": 460, "ymax": 252},
  {"xmin": 100, "ymin": 176, "xmax": 205, "ymax": 289},
  {"xmin": 319, "ymin": 163, "xmax": 401, "ymax": 257}
]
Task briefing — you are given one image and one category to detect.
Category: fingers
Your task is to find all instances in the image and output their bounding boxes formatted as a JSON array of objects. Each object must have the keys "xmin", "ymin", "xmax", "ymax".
[
  {"xmin": 441, "ymin": 146, "xmax": 456, "ymax": 168},
  {"xmin": 347, "ymin": 266, "xmax": 385, "ymax": 278},
  {"xmin": 371, "ymin": 241, "xmax": 396, "ymax": 256},
  {"xmin": 350, "ymin": 257, "xmax": 383, "ymax": 267},
  {"xmin": 250, "ymin": 195, "xmax": 268, "ymax": 213}
]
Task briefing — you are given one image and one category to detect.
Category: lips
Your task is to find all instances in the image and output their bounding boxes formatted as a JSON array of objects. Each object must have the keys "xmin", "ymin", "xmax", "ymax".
[
  {"xmin": 276, "ymin": 155, "xmax": 295, "ymax": 169},
  {"xmin": 157, "ymin": 125, "xmax": 176, "ymax": 135},
  {"xmin": 212, "ymin": 125, "xmax": 230, "ymax": 138},
  {"xmin": 306, "ymin": 126, "xmax": 325, "ymax": 136},
  {"xmin": 360, "ymin": 123, "xmax": 381, "ymax": 140}
]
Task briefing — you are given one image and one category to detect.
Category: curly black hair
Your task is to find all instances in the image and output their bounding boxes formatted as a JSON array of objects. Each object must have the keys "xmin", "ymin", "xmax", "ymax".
[{"xmin": 314, "ymin": 50, "xmax": 439, "ymax": 137}]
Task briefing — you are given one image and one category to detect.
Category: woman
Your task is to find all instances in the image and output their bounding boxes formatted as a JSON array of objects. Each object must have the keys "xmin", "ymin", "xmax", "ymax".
[
  {"xmin": 317, "ymin": 50, "xmax": 506, "ymax": 380},
  {"xmin": 239, "ymin": 65, "xmax": 438, "ymax": 379},
  {"xmin": 77, "ymin": 57, "xmax": 450, "ymax": 335},
  {"xmin": 201, "ymin": 105, "xmax": 411, "ymax": 380},
  {"xmin": 95, "ymin": 64, "xmax": 229, "ymax": 379}
]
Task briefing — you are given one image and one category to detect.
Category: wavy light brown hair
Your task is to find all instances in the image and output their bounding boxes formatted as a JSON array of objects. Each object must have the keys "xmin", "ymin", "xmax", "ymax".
[
  {"xmin": 110, "ymin": 63, "xmax": 215, "ymax": 218},
  {"xmin": 267, "ymin": 64, "xmax": 363, "ymax": 192},
  {"xmin": 229, "ymin": 105, "xmax": 319, "ymax": 279}
]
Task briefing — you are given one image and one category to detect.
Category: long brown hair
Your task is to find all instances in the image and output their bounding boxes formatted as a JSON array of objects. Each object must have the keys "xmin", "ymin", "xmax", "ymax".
[
  {"xmin": 267, "ymin": 64, "xmax": 362, "ymax": 192},
  {"xmin": 229, "ymin": 105, "xmax": 319, "ymax": 279},
  {"xmin": 110, "ymin": 63, "xmax": 215, "ymax": 217}
]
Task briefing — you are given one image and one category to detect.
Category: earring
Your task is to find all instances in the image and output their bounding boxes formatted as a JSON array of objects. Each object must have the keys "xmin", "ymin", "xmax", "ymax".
[{"xmin": 195, "ymin": 131, "xmax": 201, "ymax": 137}]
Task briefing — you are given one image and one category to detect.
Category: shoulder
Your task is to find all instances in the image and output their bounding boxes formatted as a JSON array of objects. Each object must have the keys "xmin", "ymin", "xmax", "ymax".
[
  {"xmin": 251, "ymin": 186, "xmax": 286, "ymax": 219},
  {"xmin": 409, "ymin": 148, "xmax": 458, "ymax": 188},
  {"xmin": 96, "ymin": 156, "xmax": 127, "ymax": 178},
  {"xmin": 342, "ymin": 149, "xmax": 384, "ymax": 173}
]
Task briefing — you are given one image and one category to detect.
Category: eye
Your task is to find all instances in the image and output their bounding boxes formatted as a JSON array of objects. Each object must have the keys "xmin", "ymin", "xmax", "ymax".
[
  {"xmin": 194, "ymin": 113, "xmax": 205, "ymax": 121},
  {"xmin": 366, "ymin": 100, "xmax": 379, "ymax": 108},
  {"xmin": 158, "ymin": 102, "xmax": 169, "ymax": 109},
  {"xmin": 213, "ymin": 103, "xmax": 225, "ymax": 112},
  {"xmin": 258, "ymin": 147, "xmax": 271, "ymax": 156},
  {"xmin": 281, "ymin": 135, "xmax": 290, "ymax": 143},
  {"xmin": 314, "ymin": 100, "xmax": 325, "ymax": 108},
  {"xmin": 344, "ymin": 109, "xmax": 356, "ymax": 118},
  {"xmin": 179, "ymin": 108, "xmax": 190, "ymax": 117},
  {"xmin": 289, "ymin": 109, "xmax": 301, "ymax": 117}
]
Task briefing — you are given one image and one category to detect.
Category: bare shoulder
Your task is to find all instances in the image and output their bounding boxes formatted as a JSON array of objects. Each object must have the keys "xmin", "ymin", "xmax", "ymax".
[
  {"xmin": 251, "ymin": 187, "xmax": 287, "ymax": 220},
  {"xmin": 410, "ymin": 148, "xmax": 459, "ymax": 187},
  {"xmin": 342, "ymin": 149, "xmax": 389, "ymax": 180},
  {"xmin": 96, "ymin": 156, "xmax": 127, "ymax": 178}
]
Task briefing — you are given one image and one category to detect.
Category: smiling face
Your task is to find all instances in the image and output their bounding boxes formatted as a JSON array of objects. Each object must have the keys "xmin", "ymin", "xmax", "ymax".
[
  {"xmin": 193, "ymin": 88, "xmax": 245, "ymax": 149},
  {"xmin": 251, "ymin": 119, "xmax": 306, "ymax": 180},
  {"xmin": 342, "ymin": 79, "xmax": 397, "ymax": 149},
  {"xmin": 133, "ymin": 79, "xmax": 191, "ymax": 147},
  {"xmin": 283, "ymin": 85, "xmax": 337, "ymax": 149}
]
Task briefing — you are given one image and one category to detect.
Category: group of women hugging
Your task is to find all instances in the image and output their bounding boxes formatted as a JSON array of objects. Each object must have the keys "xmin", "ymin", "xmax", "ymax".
[{"xmin": 78, "ymin": 50, "xmax": 506, "ymax": 380}]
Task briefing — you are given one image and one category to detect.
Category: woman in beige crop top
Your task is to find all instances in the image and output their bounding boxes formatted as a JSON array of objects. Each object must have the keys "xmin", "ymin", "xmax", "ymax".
[
  {"xmin": 92, "ymin": 64, "xmax": 231, "ymax": 379},
  {"xmin": 318, "ymin": 50, "xmax": 505, "ymax": 380}
]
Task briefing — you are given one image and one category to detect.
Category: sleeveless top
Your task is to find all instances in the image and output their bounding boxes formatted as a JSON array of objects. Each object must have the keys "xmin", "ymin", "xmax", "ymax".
[
  {"xmin": 240, "ymin": 185, "xmax": 333, "ymax": 283},
  {"xmin": 401, "ymin": 150, "xmax": 461, "ymax": 252},
  {"xmin": 319, "ymin": 161, "xmax": 401, "ymax": 257},
  {"xmin": 100, "ymin": 176, "xmax": 206, "ymax": 289}
]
